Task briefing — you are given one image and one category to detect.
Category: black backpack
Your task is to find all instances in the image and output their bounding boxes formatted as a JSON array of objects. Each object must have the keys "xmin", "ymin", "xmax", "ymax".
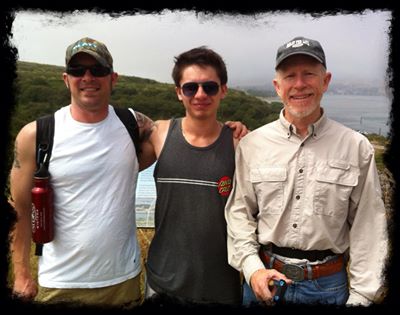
[{"xmin": 34, "ymin": 107, "xmax": 140, "ymax": 255}]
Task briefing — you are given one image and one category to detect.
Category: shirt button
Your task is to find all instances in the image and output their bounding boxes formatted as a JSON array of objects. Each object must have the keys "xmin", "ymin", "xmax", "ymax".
[
  {"xmin": 296, "ymin": 195, "xmax": 300, "ymax": 200},
  {"xmin": 293, "ymin": 223, "xmax": 297, "ymax": 228},
  {"xmin": 299, "ymin": 169, "xmax": 303, "ymax": 173}
]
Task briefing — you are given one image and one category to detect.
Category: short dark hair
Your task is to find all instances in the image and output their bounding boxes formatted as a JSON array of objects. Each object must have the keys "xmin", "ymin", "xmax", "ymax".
[{"xmin": 171, "ymin": 46, "xmax": 228, "ymax": 87}]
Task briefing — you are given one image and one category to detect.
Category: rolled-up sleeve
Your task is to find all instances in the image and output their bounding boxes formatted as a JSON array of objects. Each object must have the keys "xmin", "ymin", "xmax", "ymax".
[
  {"xmin": 225, "ymin": 142, "xmax": 265, "ymax": 284},
  {"xmin": 346, "ymin": 142, "xmax": 388, "ymax": 305}
]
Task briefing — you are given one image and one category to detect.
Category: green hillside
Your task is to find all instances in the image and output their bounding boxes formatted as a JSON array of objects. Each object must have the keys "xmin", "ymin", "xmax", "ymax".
[
  {"xmin": 9, "ymin": 61, "xmax": 388, "ymax": 172},
  {"xmin": 10, "ymin": 61, "xmax": 282, "ymax": 140}
]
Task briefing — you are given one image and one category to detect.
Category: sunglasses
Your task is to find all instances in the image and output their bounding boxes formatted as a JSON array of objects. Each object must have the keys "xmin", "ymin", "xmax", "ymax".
[
  {"xmin": 181, "ymin": 81, "xmax": 220, "ymax": 97},
  {"xmin": 66, "ymin": 64, "xmax": 112, "ymax": 77}
]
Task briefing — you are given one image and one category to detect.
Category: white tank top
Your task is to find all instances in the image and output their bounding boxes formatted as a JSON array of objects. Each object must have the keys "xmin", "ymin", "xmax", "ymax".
[{"xmin": 38, "ymin": 105, "xmax": 141, "ymax": 288}]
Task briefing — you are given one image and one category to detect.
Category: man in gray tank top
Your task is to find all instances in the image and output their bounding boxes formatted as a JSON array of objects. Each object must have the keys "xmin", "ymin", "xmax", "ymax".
[{"xmin": 139, "ymin": 47, "xmax": 252, "ymax": 306}]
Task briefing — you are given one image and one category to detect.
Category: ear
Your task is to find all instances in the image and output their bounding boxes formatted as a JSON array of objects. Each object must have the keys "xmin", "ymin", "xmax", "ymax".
[
  {"xmin": 220, "ymin": 84, "xmax": 228, "ymax": 99},
  {"xmin": 63, "ymin": 73, "xmax": 70, "ymax": 89},
  {"xmin": 322, "ymin": 71, "xmax": 332, "ymax": 92},
  {"xmin": 175, "ymin": 86, "xmax": 183, "ymax": 101},
  {"xmin": 272, "ymin": 78, "xmax": 282, "ymax": 98},
  {"xmin": 111, "ymin": 72, "xmax": 119, "ymax": 88}
]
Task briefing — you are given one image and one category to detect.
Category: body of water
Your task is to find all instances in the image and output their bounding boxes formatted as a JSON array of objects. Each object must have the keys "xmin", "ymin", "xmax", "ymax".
[
  {"xmin": 323, "ymin": 94, "xmax": 390, "ymax": 136},
  {"xmin": 136, "ymin": 94, "xmax": 391, "ymax": 227},
  {"xmin": 265, "ymin": 94, "xmax": 391, "ymax": 137},
  {"xmin": 136, "ymin": 163, "xmax": 156, "ymax": 227}
]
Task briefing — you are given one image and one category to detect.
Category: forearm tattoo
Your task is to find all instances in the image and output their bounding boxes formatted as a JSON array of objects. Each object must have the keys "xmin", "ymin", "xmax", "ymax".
[
  {"xmin": 12, "ymin": 140, "xmax": 21, "ymax": 169},
  {"xmin": 136, "ymin": 112, "xmax": 156, "ymax": 142}
]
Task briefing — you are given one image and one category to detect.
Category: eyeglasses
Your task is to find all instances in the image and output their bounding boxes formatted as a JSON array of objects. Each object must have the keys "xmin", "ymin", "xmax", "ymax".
[
  {"xmin": 181, "ymin": 81, "xmax": 220, "ymax": 97},
  {"xmin": 66, "ymin": 64, "xmax": 112, "ymax": 77}
]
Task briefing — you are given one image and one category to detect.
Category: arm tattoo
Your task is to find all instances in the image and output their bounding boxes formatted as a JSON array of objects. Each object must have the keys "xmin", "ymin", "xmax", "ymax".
[
  {"xmin": 141, "ymin": 121, "xmax": 160, "ymax": 142},
  {"xmin": 135, "ymin": 112, "xmax": 155, "ymax": 142},
  {"xmin": 12, "ymin": 140, "xmax": 21, "ymax": 168}
]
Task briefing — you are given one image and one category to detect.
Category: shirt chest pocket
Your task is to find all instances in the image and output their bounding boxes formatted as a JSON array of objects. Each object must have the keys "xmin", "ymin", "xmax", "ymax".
[
  {"xmin": 250, "ymin": 167, "xmax": 287, "ymax": 214},
  {"xmin": 314, "ymin": 160, "xmax": 359, "ymax": 216}
]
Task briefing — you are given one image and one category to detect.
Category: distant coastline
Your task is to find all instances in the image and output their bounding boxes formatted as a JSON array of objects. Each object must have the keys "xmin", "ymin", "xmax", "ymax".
[
  {"xmin": 260, "ymin": 94, "xmax": 390, "ymax": 137},
  {"xmin": 241, "ymin": 82, "xmax": 388, "ymax": 99}
]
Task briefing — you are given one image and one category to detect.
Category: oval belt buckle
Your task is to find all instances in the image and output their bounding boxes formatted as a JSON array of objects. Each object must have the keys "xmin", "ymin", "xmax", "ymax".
[{"xmin": 281, "ymin": 264, "xmax": 305, "ymax": 281}]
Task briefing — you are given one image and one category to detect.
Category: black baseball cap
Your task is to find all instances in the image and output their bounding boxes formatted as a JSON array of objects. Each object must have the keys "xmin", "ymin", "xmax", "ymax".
[{"xmin": 275, "ymin": 36, "xmax": 326, "ymax": 69}]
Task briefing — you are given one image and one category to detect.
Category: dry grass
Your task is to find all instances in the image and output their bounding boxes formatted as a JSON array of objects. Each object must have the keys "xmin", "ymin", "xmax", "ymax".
[{"xmin": 137, "ymin": 228, "xmax": 155, "ymax": 297}]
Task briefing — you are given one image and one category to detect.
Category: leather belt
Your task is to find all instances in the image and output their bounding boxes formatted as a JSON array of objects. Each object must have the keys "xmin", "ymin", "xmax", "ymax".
[
  {"xmin": 260, "ymin": 250, "xmax": 344, "ymax": 281},
  {"xmin": 271, "ymin": 244, "xmax": 335, "ymax": 261}
]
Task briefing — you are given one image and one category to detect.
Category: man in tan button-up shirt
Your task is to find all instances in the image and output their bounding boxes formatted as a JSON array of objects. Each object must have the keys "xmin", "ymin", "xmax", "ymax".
[{"xmin": 225, "ymin": 36, "xmax": 388, "ymax": 307}]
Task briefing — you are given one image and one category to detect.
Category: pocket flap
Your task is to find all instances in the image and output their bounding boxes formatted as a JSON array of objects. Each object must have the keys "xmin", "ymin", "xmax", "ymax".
[
  {"xmin": 250, "ymin": 167, "xmax": 287, "ymax": 183},
  {"xmin": 328, "ymin": 160, "xmax": 350, "ymax": 170},
  {"xmin": 316, "ymin": 161, "xmax": 359, "ymax": 186}
]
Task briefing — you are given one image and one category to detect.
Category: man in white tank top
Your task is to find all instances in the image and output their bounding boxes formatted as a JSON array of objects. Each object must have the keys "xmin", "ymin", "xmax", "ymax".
[{"xmin": 8, "ymin": 37, "xmax": 155, "ymax": 308}]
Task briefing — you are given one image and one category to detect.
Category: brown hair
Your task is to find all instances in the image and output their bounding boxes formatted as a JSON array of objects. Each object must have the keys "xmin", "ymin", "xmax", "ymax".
[{"xmin": 171, "ymin": 46, "xmax": 228, "ymax": 87}]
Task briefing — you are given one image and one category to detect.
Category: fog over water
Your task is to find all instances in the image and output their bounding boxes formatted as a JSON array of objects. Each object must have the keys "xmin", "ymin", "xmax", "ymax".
[{"xmin": 12, "ymin": 10, "xmax": 391, "ymax": 89}]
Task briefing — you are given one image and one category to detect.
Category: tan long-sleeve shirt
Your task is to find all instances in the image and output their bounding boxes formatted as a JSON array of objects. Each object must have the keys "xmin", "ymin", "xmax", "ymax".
[{"xmin": 225, "ymin": 109, "xmax": 388, "ymax": 305}]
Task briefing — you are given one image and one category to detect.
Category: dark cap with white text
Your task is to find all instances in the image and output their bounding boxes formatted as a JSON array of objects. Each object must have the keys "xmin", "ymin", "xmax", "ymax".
[{"xmin": 275, "ymin": 36, "xmax": 326, "ymax": 69}]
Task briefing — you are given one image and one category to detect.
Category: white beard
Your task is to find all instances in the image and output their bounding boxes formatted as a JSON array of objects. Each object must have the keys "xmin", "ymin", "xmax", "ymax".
[{"xmin": 285, "ymin": 101, "xmax": 319, "ymax": 119}]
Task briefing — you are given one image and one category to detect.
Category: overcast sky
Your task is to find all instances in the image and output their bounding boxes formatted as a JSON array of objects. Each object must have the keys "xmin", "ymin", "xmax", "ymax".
[{"xmin": 11, "ymin": 9, "xmax": 391, "ymax": 90}]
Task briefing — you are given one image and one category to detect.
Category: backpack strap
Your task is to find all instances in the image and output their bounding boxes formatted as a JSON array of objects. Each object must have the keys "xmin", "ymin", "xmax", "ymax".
[
  {"xmin": 114, "ymin": 107, "xmax": 140, "ymax": 156},
  {"xmin": 33, "ymin": 108, "xmax": 138, "ymax": 256},
  {"xmin": 34, "ymin": 114, "xmax": 55, "ymax": 256},
  {"xmin": 36, "ymin": 114, "xmax": 55, "ymax": 171}
]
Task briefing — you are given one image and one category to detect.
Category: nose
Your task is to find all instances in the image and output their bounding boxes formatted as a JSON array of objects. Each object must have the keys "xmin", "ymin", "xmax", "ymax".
[
  {"xmin": 293, "ymin": 75, "xmax": 307, "ymax": 89},
  {"xmin": 194, "ymin": 84, "xmax": 207, "ymax": 98},
  {"xmin": 82, "ymin": 69, "xmax": 95, "ymax": 80}
]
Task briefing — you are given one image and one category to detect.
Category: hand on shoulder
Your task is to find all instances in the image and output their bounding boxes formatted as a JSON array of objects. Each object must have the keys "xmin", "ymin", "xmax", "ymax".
[{"xmin": 224, "ymin": 120, "xmax": 250, "ymax": 140}]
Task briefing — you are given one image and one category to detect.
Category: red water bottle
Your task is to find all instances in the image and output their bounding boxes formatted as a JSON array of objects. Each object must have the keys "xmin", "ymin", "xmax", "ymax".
[{"xmin": 31, "ymin": 165, "xmax": 54, "ymax": 244}]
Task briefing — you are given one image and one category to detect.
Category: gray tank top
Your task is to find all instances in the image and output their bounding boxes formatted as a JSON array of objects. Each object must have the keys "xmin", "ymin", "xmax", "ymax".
[{"xmin": 146, "ymin": 118, "xmax": 241, "ymax": 305}]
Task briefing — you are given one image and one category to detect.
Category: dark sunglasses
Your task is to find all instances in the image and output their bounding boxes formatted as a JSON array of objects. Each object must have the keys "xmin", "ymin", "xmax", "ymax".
[
  {"xmin": 181, "ymin": 81, "xmax": 220, "ymax": 97},
  {"xmin": 66, "ymin": 64, "xmax": 112, "ymax": 77}
]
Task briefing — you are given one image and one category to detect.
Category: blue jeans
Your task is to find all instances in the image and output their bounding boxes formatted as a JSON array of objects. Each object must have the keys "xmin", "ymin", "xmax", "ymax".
[{"xmin": 243, "ymin": 268, "xmax": 349, "ymax": 306}]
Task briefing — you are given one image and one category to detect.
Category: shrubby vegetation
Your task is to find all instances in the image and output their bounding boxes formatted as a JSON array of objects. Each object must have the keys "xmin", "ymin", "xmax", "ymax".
[
  {"xmin": 11, "ymin": 61, "xmax": 282, "ymax": 140},
  {"xmin": 9, "ymin": 61, "xmax": 387, "ymax": 171}
]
